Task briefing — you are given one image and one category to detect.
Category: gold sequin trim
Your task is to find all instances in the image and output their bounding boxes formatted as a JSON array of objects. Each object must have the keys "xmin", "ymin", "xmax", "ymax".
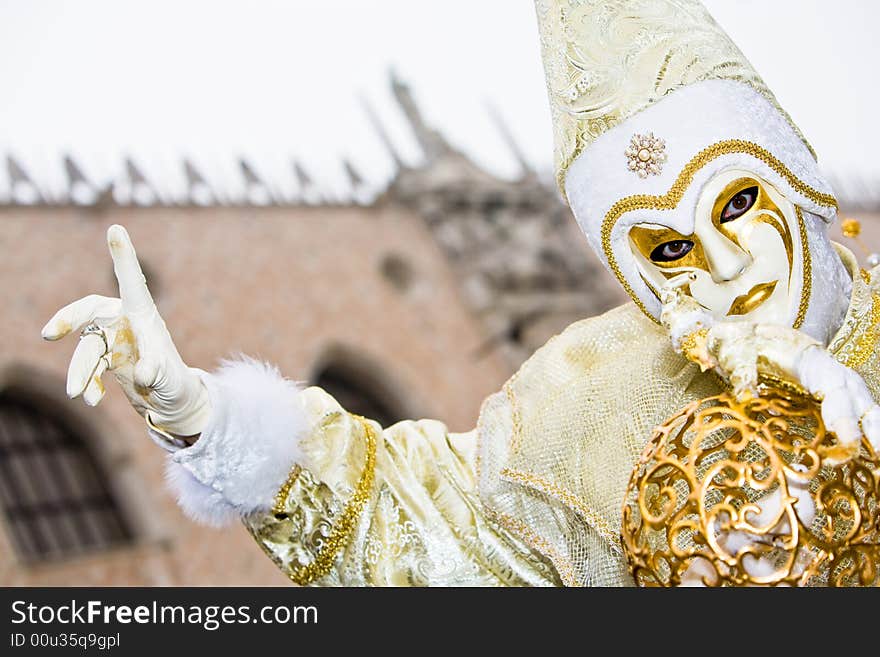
[
  {"xmin": 793, "ymin": 207, "xmax": 811, "ymax": 330},
  {"xmin": 488, "ymin": 508, "xmax": 578, "ymax": 587},
  {"xmin": 284, "ymin": 414, "xmax": 377, "ymax": 586},
  {"xmin": 843, "ymin": 294, "xmax": 880, "ymax": 370},
  {"xmin": 500, "ymin": 467, "xmax": 620, "ymax": 551},
  {"xmin": 601, "ymin": 139, "xmax": 838, "ymax": 323},
  {"xmin": 271, "ymin": 464, "xmax": 302, "ymax": 517}
]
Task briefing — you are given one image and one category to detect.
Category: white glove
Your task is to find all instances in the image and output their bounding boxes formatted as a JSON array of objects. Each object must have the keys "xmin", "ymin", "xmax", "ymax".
[
  {"xmin": 660, "ymin": 273, "xmax": 880, "ymax": 456},
  {"xmin": 41, "ymin": 224, "xmax": 211, "ymax": 438}
]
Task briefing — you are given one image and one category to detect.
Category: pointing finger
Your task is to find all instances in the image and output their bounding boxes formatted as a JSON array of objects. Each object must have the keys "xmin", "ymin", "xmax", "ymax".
[
  {"xmin": 107, "ymin": 224, "xmax": 154, "ymax": 315},
  {"xmin": 42, "ymin": 295, "xmax": 122, "ymax": 341},
  {"xmin": 66, "ymin": 334, "xmax": 107, "ymax": 398}
]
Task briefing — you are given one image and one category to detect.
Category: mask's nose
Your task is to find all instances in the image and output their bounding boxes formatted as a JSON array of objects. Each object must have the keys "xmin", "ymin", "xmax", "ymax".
[{"xmin": 700, "ymin": 229, "xmax": 752, "ymax": 283}]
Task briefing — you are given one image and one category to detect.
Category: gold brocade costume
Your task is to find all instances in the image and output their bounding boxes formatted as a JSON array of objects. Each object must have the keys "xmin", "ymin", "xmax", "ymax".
[{"xmin": 245, "ymin": 248, "xmax": 880, "ymax": 587}]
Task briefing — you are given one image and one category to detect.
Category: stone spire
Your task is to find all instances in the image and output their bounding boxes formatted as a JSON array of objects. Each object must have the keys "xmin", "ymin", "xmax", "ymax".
[
  {"xmin": 293, "ymin": 160, "xmax": 321, "ymax": 204},
  {"xmin": 123, "ymin": 157, "xmax": 159, "ymax": 206},
  {"xmin": 63, "ymin": 154, "xmax": 98, "ymax": 205},
  {"xmin": 486, "ymin": 102, "xmax": 534, "ymax": 179},
  {"xmin": 343, "ymin": 158, "xmax": 370, "ymax": 204},
  {"xmin": 6, "ymin": 155, "xmax": 43, "ymax": 204},
  {"xmin": 239, "ymin": 158, "xmax": 273, "ymax": 205},
  {"xmin": 390, "ymin": 69, "xmax": 450, "ymax": 164},
  {"xmin": 359, "ymin": 94, "xmax": 404, "ymax": 170},
  {"xmin": 183, "ymin": 158, "xmax": 215, "ymax": 206}
]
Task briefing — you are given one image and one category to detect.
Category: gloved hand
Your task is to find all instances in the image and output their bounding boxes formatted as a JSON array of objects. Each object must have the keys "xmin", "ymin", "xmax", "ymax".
[
  {"xmin": 659, "ymin": 272, "xmax": 880, "ymax": 459},
  {"xmin": 41, "ymin": 224, "xmax": 211, "ymax": 439}
]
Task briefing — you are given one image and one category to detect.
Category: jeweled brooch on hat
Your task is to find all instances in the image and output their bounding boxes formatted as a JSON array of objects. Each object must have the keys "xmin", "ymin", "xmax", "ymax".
[{"xmin": 625, "ymin": 133, "xmax": 667, "ymax": 178}]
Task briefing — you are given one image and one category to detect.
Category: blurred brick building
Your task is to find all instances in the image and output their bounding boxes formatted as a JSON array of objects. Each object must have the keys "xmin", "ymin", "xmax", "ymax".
[{"xmin": 0, "ymin": 77, "xmax": 624, "ymax": 585}]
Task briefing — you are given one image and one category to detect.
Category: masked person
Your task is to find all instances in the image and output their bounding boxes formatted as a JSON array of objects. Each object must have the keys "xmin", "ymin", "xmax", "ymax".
[{"xmin": 41, "ymin": 0, "xmax": 880, "ymax": 586}]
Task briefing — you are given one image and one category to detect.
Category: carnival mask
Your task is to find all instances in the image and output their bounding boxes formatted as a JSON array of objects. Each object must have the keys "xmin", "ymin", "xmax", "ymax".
[{"xmin": 628, "ymin": 169, "xmax": 801, "ymax": 325}]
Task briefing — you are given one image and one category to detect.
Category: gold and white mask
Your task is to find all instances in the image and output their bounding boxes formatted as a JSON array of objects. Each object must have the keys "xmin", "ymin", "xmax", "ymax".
[
  {"xmin": 629, "ymin": 170, "xmax": 803, "ymax": 326},
  {"xmin": 536, "ymin": 0, "xmax": 853, "ymax": 344}
]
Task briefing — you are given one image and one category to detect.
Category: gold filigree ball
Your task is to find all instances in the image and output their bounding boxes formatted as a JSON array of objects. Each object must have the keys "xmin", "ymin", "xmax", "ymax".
[{"xmin": 621, "ymin": 389, "xmax": 880, "ymax": 587}]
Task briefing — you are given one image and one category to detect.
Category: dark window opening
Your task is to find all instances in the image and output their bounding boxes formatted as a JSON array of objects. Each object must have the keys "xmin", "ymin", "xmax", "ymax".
[
  {"xmin": 0, "ymin": 394, "xmax": 131, "ymax": 562},
  {"xmin": 380, "ymin": 253, "xmax": 416, "ymax": 293},
  {"xmin": 314, "ymin": 365, "xmax": 405, "ymax": 428}
]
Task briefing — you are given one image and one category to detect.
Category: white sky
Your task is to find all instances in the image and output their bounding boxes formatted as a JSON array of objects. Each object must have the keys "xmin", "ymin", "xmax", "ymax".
[{"xmin": 0, "ymin": 0, "xmax": 877, "ymax": 201}]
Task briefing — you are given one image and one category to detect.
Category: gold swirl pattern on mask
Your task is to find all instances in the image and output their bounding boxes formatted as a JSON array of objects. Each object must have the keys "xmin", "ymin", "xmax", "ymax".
[
  {"xmin": 601, "ymin": 139, "xmax": 837, "ymax": 324},
  {"xmin": 714, "ymin": 177, "xmax": 794, "ymax": 274}
]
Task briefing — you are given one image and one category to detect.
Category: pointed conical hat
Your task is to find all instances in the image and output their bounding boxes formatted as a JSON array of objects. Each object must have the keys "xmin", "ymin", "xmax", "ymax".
[
  {"xmin": 534, "ymin": 0, "xmax": 839, "ymax": 328},
  {"xmin": 535, "ymin": 0, "xmax": 813, "ymax": 187}
]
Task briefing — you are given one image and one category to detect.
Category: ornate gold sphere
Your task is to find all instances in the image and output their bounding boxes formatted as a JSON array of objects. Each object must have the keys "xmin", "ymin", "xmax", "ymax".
[{"xmin": 621, "ymin": 389, "xmax": 880, "ymax": 586}]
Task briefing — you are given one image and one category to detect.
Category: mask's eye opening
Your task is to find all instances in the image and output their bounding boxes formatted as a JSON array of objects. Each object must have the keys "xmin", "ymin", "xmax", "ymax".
[
  {"xmin": 650, "ymin": 240, "xmax": 694, "ymax": 262},
  {"xmin": 720, "ymin": 185, "xmax": 759, "ymax": 223}
]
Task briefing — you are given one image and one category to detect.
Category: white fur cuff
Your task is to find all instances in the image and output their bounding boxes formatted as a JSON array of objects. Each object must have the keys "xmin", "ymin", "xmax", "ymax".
[{"xmin": 165, "ymin": 357, "xmax": 308, "ymax": 527}]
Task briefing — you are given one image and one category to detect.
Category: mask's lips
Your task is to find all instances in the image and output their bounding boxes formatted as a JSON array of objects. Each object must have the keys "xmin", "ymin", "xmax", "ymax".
[{"xmin": 726, "ymin": 280, "xmax": 778, "ymax": 316}]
